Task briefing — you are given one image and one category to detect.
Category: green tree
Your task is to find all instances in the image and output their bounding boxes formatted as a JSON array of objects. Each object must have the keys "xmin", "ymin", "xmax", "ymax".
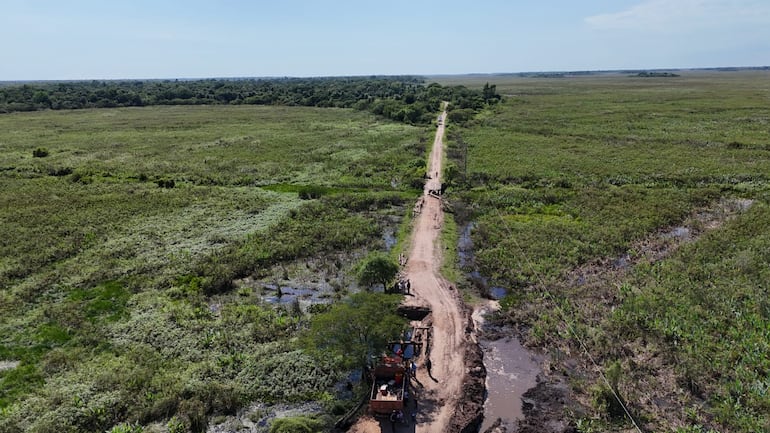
[
  {"xmin": 481, "ymin": 82, "xmax": 500, "ymax": 103},
  {"xmin": 32, "ymin": 90, "xmax": 51, "ymax": 108},
  {"xmin": 357, "ymin": 252, "xmax": 399, "ymax": 291},
  {"xmin": 303, "ymin": 292, "xmax": 406, "ymax": 373}
]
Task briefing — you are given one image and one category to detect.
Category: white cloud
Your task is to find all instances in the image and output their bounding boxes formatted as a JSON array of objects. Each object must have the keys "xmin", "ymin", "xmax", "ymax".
[{"xmin": 585, "ymin": 0, "xmax": 770, "ymax": 32}]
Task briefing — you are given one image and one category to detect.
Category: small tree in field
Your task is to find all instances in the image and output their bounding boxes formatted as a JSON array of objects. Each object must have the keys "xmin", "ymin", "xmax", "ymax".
[
  {"xmin": 303, "ymin": 292, "xmax": 406, "ymax": 374},
  {"xmin": 357, "ymin": 252, "xmax": 399, "ymax": 291}
]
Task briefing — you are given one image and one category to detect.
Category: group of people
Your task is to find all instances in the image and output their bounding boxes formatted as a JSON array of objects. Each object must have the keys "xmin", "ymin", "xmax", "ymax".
[{"xmin": 395, "ymin": 278, "xmax": 411, "ymax": 294}]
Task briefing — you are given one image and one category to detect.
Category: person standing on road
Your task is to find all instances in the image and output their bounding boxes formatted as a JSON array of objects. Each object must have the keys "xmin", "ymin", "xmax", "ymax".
[{"xmin": 426, "ymin": 357, "xmax": 438, "ymax": 382}]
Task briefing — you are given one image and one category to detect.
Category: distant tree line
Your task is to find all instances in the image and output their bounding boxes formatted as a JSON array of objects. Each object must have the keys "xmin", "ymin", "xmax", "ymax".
[
  {"xmin": 0, "ymin": 76, "xmax": 499, "ymax": 124},
  {"xmin": 635, "ymin": 71, "xmax": 680, "ymax": 78}
]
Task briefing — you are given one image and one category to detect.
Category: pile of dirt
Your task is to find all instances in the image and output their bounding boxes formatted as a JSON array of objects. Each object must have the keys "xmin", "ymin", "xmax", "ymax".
[
  {"xmin": 515, "ymin": 379, "xmax": 579, "ymax": 433},
  {"xmin": 447, "ymin": 318, "xmax": 486, "ymax": 433}
]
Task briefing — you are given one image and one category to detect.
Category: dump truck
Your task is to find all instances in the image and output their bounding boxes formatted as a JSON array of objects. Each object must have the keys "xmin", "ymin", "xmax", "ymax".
[{"xmin": 369, "ymin": 355, "xmax": 408, "ymax": 415}]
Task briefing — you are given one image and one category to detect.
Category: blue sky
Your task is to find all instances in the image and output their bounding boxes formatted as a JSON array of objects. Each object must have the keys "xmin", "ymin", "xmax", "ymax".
[{"xmin": 1, "ymin": 0, "xmax": 769, "ymax": 80}]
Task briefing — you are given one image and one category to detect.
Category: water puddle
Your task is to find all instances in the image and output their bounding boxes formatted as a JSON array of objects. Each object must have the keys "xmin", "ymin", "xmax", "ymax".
[
  {"xmin": 489, "ymin": 287, "xmax": 508, "ymax": 300},
  {"xmin": 480, "ymin": 335, "xmax": 540, "ymax": 431},
  {"xmin": 459, "ymin": 222, "xmax": 509, "ymax": 301},
  {"xmin": 458, "ymin": 222, "xmax": 476, "ymax": 268},
  {"xmin": 0, "ymin": 360, "xmax": 20, "ymax": 372},
  {"xmin": 260, "ymin": 283, "xmax": 331, "ymax": 309},
  {"xmin": 383, "ymin": 229, "xmax": 397, "ymax": 250},
  {"xmin": 663, "ymin": 226, "xmax": 690, "ymax": 239}
]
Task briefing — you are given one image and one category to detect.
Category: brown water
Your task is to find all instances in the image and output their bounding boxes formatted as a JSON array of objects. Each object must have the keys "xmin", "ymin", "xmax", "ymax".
[
  {"xmin": 479, "ymin": 335, "xmax": 541, "ymax": 431},
  {"xmin": 464, "ymin": 223, "xmax": 541, "ymax": 431}
]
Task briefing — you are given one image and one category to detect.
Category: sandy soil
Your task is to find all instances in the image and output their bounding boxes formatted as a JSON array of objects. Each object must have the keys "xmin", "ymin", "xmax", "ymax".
[{"xmin": 348, "ymin": 108, "xmax": 484, "ymax": 433}]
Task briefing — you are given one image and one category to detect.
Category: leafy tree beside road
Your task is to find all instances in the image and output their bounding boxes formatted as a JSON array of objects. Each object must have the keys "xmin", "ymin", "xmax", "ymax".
[
  {"xmin": 303, "ymin": 292, "xmax": 407, "ymax": 373},
  {"xmin": 356, "ymin": 252, "xmax": 399, "ymax": 291}
]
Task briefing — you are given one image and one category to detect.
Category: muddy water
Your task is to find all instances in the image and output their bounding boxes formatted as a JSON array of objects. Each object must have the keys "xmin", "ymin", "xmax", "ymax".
[
  {"xmin": 463, "ymin": 221, "xmax": 541, "ymax": 431},
  {"xmin": 479, "ymin": 336, "xmax": 540, "ymax": 431}
]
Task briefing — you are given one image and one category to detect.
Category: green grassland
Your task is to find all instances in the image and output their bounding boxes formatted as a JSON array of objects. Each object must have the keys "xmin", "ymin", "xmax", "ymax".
[
  {"xmin": 0, "ymin": 105, "xmax": 425, "ymax": 432},
  {"xmin": 442, "ymin": 71, "xmax": 770, "ymax": 432},
  {"xmin": 0, "ymin": 105, "xmax": 425, "ymax": 187}
]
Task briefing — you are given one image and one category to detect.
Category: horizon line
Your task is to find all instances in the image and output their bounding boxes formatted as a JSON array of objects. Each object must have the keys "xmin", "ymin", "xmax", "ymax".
[{"xmin": 1, "ymin": 65, "xmax": 769, "ymax": 84}]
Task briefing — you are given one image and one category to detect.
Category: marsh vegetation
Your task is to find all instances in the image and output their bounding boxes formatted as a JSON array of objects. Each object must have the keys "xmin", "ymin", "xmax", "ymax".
[
  {"xmin": 0, "ymin": 100, "xmax": 438, "ymax": 432},
  {"xmin": 3, "ymin": 70, "xmax": 768, "ymax": 432},
  {"xmin": 439, "ymin": 71, "xmax": 770, "ymax": 432}
]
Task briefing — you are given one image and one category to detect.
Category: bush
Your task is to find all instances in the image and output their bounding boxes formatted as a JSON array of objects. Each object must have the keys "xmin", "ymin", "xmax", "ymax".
[
  {"xmin": 447, "ymin": 108, "xmax": 475, "ymax": 124},
  {"xmin": 591, "ymin": 384, "xmax": 626, "ymax": 420},
  {"xmin": 167, "ymin": 416, "xmax": 185, "ymax": 433},
  {"xmin": 47, "ymin": 166, "xmax": 73, "ymax": 177},
  {"xmin": 269, "ymin": 415, "xmax": 325, "ymax": 433},
  {"xmin": 156, "ymin": 179, "xmax": 176, "ymax": 189},
  {"xmin": 178, "ymin": 398, "xmax": 206, "ymax": 433},
  {"xmin": 297, "ymin": 185, "xmax": 326, "ymax": 200},
  {"xmin": 107, "ymin": 423, "xmax": 144, "ymax": 433}
]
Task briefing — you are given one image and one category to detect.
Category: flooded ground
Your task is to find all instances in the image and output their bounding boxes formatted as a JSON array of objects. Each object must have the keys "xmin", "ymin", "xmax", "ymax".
[
  {"xmin": 479, "ymin": 336, "xmax": 541, "ymax": 431},
  {"xmin": 260, "ymin": 283, "xmax": 331, "ymax": 307},
  {"xmin": 458, "ymin": 222, "xmax": 476, "ymax": 268},
  {"xmin": 230, "ymin": 218, "xmax": 402, "ymax": 312},
  {"xmin": 207, "ymin": 401, "xmax": 325, "ymax": 433},
  {"xmin": 383, "ymin": 228, "xmax": 397, "ymax": 250},
  {"xmin": 0, "ymin": 360, "xmax": 20, "ymax": 371},
  {"xmin": 459, "ymin": 223, "xmax": 510, "ymax": 300},
  {"xmin": 465, "ymin": 222, "xmax": 541, "ymax": 431}
]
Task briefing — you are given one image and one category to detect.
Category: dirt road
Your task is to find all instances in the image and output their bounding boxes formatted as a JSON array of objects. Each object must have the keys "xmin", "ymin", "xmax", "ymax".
[{"xmin": 349, "ymin": 108, "xmax": 483, "ymax": 433}]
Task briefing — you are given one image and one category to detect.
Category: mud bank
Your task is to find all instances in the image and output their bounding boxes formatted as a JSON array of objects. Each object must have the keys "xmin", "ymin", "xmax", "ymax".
[
  {"xmin": 447, "ymin": 306, "xmax": 487, "ymax": 433},
  {"xmin": 473, "ymin": 303, "xmax": 543, "ymax": 433}
]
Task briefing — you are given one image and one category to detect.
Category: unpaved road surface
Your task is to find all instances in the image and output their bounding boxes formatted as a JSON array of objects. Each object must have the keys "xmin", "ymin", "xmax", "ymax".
[
  {"xmin": 403, "ymin": 109, "xmax": 469, "ymax": 432},
  {"xmin": 349, "ymin": 108, "xmax": 483, "ymax": 433}
]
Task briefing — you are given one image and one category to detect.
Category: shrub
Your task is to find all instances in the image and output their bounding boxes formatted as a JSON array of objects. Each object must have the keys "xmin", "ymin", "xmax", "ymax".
[
  {"xmin": 269, "ymin": 415, "xmax": 325, "ymax": 433},
  {"xmin": 178, "ymin": 398, "xmax": 206, "ymax": 433},
  {"xmin": 107, "ymin": 423, "xmax": 144, "ymax": 433},
  {"xmin": 297, "ymin": 185, "xmax": 326, "ymax": 200},
  {"xmin": 156, "ymin": 179, "xmax": 176, "ymax": 189},
  {"xmin": 591, "ymin": 384, "xmax": 626, "ymax": 420},
  {"xmin": 167, "ymin": 416, "xmax": 185, "ymax": 433},
  {"xmin": 47, "ymin": 166, "xmax": 73, "ymax": 176},
  {"xmin": 32, "ymin": 147, "xmax": 49, "ymax": 157}
]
